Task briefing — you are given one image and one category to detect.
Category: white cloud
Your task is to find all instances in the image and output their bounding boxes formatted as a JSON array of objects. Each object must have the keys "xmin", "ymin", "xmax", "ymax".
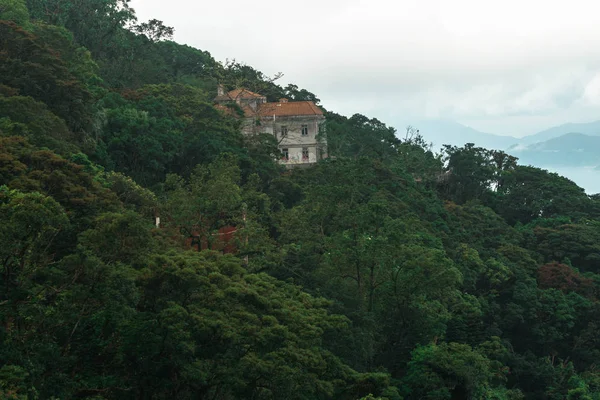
[
  {"xmin": 582, "ymin": 72, "xmax": 600, "ymax": 106},
  {"xmin": 130, "ymin": 0, "xmax": 600, "ymax": 135}
]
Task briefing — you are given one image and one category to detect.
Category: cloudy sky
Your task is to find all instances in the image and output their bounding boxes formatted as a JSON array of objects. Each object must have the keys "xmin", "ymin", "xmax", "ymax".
[{"xmin": 130, "ymin": 0, "xmax": 600, "ymax": 137}]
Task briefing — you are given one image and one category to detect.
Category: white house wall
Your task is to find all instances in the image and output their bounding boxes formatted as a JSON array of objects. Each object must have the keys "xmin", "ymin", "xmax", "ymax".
[
  {"xmin": 280, "ymin": 146, "xmax": 318, "ymax": 165},
  {"xmin": 240, "ymin": 113, "xmax": 326, "ymax": 167},
  {"xmin": 266, "ymin": 115, "xmax": 323, "ymax": 146}
]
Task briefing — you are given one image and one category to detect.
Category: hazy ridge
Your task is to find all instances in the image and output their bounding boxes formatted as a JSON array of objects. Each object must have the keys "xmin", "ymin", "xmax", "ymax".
[{"xmin": 411, "ymin": 119, "xmax": 600, "ymax": 193}]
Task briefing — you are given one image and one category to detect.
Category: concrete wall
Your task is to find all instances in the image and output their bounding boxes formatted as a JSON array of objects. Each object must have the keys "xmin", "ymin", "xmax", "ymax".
[
  {"xmin": 241, "ymin": 114, "xmax": 327, "ymax": 167},
  {"xmin": 265, "ymin": 115, "xmax": 323, "ymax": 146},
  {"xmin": 279, "ymin": 146, "xmax": 318, "ymax": 165},
  {"xmin": 270, "ymin": 115, "xmax": 325, "ymax": 166},
  {"xmin": 241, "ymin": 118, "xmax": 258, "ymax": 135},
  {"xmin": 239, "ymin": 97, "xmax": 266, "ymax": 111}
]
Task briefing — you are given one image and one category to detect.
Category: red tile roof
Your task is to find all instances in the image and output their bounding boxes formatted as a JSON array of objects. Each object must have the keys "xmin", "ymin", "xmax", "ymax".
[
  {"xmin": 228, "ymin": 88, "xmax": 265, "ymax": 99},
  {"xmin": 214, "ymin": 87, "xmax": 324, "ymax": 118},
  {"xmin": 214, "ymin": 94, "xmax": 233, "ymax": 102},
  {"xmin": 256, "ymin": 101, "xmax": 323, "ymax": 117},
  {"xmin": 214, "ymin": 88, "xmax": 266, "ymax": 102}
]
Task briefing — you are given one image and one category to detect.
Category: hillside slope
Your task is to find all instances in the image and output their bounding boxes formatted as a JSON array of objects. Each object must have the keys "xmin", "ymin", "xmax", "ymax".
[{"xmin": 2, "ymin": 1, "xmax": 600, "ymax": 399}]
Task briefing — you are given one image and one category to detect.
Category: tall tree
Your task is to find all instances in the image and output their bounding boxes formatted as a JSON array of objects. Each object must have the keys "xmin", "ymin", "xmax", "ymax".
[{"xmin": 0, "ymin": 0, "xmax": 30, "ymax": 26}]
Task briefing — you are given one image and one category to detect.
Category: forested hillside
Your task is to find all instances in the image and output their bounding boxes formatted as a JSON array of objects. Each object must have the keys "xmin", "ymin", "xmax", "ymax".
[{"xmin": 3, "ymin": 1, "xmax": 600, "ymax": 399}]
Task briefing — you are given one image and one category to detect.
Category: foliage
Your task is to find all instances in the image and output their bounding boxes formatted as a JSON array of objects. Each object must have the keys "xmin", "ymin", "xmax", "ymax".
[
  {"xmin": 0, "ymin": 95, "xmax": 77, "ymax": 153},
  {"xmin": 401, "ymin": 342, "xmax": 523, "ymax": 399},
  {"xmin": 132, "ymin": 18, "xmax": 174, "ymax": 42},
  {"xmin": 0, "ymin": 0, "xmax": 30, "ymax": 26},
  {"xmin": 325, "ymin": 112, "xmax": 401, "ymax": 160},
  {"xmin": 0, "ymin": 21, "xmax": 96, "ymax": 135}
]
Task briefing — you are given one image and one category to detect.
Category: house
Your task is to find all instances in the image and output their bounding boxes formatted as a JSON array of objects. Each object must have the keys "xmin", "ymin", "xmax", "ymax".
[{"xmin": 214, "ymin": 85, "xmax": 327, "ymax": 168}]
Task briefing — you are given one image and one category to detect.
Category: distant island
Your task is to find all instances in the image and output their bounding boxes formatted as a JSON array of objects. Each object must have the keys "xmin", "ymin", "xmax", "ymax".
[{"xmin": 409, "ymin": 119, "xmax": 600, "ymax": 192}]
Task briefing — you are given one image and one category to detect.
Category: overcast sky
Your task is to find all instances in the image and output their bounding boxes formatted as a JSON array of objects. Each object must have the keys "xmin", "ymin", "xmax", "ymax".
[{"xmin": 130, "ymin": 0, "xmax": 600, "ymax": 137}]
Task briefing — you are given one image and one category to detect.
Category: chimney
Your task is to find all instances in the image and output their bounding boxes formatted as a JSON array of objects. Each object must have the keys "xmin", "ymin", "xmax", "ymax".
[
  {"xmin": 217, "ymin": 84, "xmax": 225, "ymax": 97},
  {"xmin": 279, "ymin": 98, "xmax": 288, "ymax": 103}
]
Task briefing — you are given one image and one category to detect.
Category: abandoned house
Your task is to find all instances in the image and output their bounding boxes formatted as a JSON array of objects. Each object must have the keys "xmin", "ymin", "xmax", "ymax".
[{"xmin": 214, "ymin": 85, "xmax": 327, "ymax": 167}]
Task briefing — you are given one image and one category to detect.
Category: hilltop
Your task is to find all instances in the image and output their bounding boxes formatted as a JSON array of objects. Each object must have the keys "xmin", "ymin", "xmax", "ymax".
[{"xmin": 519, "ymin": 120, "xmax": 600, "ymax": 144}]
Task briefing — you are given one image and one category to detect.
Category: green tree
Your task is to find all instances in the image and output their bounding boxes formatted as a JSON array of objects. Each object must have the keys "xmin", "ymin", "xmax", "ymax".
[
  {"xmin": 0, "ymin": 95, "xmax": 77, "ymax": 154},
  {"xmin": 132, "ymin": 18, "xmax": 173, "ymax": 42},
  {"xmin": 0, "ymin": 186, "xmax": 69, "ymax": 303},
  {"xmin": 162, "ymin": 155, "xmax": 243, "ymax": 247},
  {"xmin": 99, "ymin": 105, "xmax": 181, "ymax": 185},
  {"xmin": 26, "ymin": 0, "xmax": 136, "ymax": 55},
  {"xmin": 0, "ymin": 21, "xmax": 96, "ymax": 138},
  {"xmin": 325, "ymin": 112, "xmax": 401, "ymax": 160},
  {"xmin": 439, "ymin": 143, "xmax": 496, "ymax": 204},
  {"xmin": 401, "ymin": 342, "xmax": 523, "ymax": 400},
  {"xmin": 496, "ymin": 165, "xmax": 590, "ymax": 224},
  {"xmin": 128, "ymin": 250, "xmax": 388, "ymax": 399},
  {"xmin": 0, "ymin": 0, "xmax": 29, "ymax": 26}
]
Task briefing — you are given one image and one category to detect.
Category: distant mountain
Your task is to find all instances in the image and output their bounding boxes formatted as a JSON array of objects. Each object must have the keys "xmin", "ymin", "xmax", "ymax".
[
  {"xmin": 519, "ymin": 120, "xmax": 600, "ymax": 145},
  {"xmin": 404, "ymin": 119, "xmax": 519, "ymax": 151},
  {"xmin": 393, "ymin": 118, "xmax": 600, "ymax": 193},
  {"xmin": 507, "ymin": 133, "xmax": 600, "ymax": 167},
  {"xmin": 395, "ymin": 118, "xmax": 600, "ymax": 167}
]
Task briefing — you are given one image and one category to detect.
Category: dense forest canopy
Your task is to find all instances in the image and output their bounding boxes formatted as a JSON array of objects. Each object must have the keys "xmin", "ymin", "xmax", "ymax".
[{"xmin": 2, "ymin": 0, "xmax": 600, "ymax": 399}]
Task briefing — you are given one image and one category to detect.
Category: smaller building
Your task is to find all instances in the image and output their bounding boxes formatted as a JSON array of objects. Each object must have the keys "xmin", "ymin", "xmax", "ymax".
[{"xmin": 214, "ymin": 86, "xmax": 327, "ymax": 168}]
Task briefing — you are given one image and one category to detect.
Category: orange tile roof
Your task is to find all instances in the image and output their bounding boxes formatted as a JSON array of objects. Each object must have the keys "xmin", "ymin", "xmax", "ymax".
[
  {"xmin": 227, "ymin": 88, "xmax": 265, "ymax": 99},
  {"xmin": 256, "ymin": 101, "xmax": 324, "ymax": 117},
  {"xmin": 214, "ymin": 94, "xmax": 233, "ymax": 101},
  {"xmin": 214, "ymin": 88, "xmax": 266, "ymax": 102},
  {"xmin": 213, "ymin": 87, "xmax": 324, "ymax": 118}
]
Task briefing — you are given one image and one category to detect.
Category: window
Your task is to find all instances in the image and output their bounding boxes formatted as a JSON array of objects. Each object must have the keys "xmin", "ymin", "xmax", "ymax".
[
  {"xmin": 302, "ymin": 147, "xmax": 309, "ymax": 161},
  {"xmin": 301, "ymin": 124, "xmax": 309, "ymax": 136},
  {"xmin": 280, "ymin": 125, "xmax": 288, "ymax": 137},
  {"xmin": 282, "ymin": 148, "xmax": 289, "ymax": 160}
]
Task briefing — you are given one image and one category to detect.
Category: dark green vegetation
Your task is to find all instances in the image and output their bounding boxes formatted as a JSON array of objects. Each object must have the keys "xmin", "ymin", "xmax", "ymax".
[{"xmin": 2, "ymin": 1, "xmax": 600, "ymax": 399}]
